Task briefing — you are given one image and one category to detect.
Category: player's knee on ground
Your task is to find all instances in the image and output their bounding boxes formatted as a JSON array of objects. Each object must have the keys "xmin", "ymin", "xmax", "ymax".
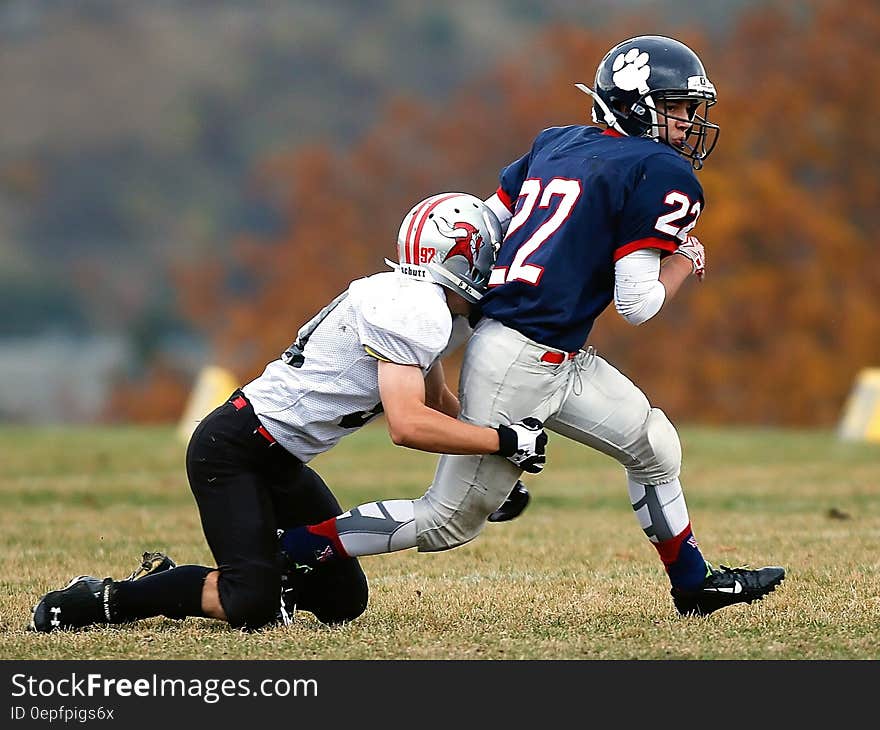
[
  {"xmin": 291, "ymin": 559, "xmax": 369, "ymax": 624},
  {"xmin": 626, "ymin": 407, "xmax": 682, "ymax": 485},
  {"xmin": 217, "ymin": 565, "xmax": 281, "ymax": 631},
  {"xmin": 309, "ymin": 563, "xmax": 369, "ymax": 624}
]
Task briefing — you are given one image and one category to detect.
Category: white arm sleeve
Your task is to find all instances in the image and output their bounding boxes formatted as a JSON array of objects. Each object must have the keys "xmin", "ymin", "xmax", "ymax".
[
  {"xmin": 483, "ymin": 193, "xmax": 513, "ymax": 234},
  {"xmin": 614, "ymin": 248, "xmax": 667, "ymax": 325}
]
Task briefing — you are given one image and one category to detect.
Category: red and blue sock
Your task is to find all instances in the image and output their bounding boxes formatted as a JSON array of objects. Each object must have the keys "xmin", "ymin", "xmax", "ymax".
[
  {"xmin": 279, "ymin": 519, "xmax": 348, "ymax": 569},
  {"xmin": 654, "ymin": 524, "xmax": 709, "ymax": 591}
]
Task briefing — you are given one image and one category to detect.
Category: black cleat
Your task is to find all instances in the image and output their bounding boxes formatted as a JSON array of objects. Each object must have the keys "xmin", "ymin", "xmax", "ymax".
[
  {"xmin": 672, "ymin": 564, "xmax": 786, "ymax": 617},
  {"xmin": 30, "ymin": 575, "xmax": 115, "ymax": 632},
  {"xmin": 124, "ymin": 551, "xmax": 176, "ymax": 581},
  {"xmin": 488, "ymin": 480, "xmax": 531, "ymax": 523}
]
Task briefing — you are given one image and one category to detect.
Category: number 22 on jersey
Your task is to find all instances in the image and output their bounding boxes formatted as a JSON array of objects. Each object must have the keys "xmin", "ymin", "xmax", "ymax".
[
  {"xmin": 489, "ymin": 178, "xmax": 581, "ymax": 286},
  {"xmin": 489, "ymin": 178, "xmax": 701, "ymax": 287}
]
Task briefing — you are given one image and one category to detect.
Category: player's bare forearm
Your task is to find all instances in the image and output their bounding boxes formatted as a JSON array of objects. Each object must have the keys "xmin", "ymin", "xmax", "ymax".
[
  {"xmin": 658, "ymin": 253, "xmax": 695, "ymax": 303},
  {"xmin": 386, "ymin": 404, "xmax": 499, "ymax": 454},
  {"xmin": 380, "ymin": 360, "xmax": 497, "ymax": 454}
]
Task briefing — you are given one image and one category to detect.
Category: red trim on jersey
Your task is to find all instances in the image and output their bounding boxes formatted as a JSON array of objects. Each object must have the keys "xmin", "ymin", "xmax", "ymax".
[
  {"xmin": 654, "ymin": 523, "xmax": 692, "ymax": 566},
  {"xmin": 495, "ymin": 186, "xmax": 515, "ymax": 213},
  {"xmin": 307, "ymin": 518, "xmax": 349, "ymax": 559},
  {"xmin": 602, "ymin": 129, "xmax": 624, "ymax": 138},
  {"xmin": 409, "ymin": 193, "xmax": 458, "ymax": 266},
  {"xmin": 614, "ymin": 237, "xmax": 679, "ymax": 262}
]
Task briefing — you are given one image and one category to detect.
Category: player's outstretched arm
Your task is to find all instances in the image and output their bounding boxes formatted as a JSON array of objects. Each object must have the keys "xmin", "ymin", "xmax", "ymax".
[
  {"xmin": 378, "ymin": 360, "xmax": 547, "ymax": 472},
  {"xmin": 379, "ymin": 360, "xmax": 497, "ymax": 454}
]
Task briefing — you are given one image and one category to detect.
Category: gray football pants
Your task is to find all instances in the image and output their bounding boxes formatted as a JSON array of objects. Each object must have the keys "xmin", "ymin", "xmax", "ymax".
[{"xmin": 414, "ymin": 317, "xmax": 681, "ymax": 551}]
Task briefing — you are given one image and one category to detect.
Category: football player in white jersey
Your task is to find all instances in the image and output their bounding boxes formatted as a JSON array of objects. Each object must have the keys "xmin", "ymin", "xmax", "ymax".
[{"xmin": 30, "ymin": 192, "xmax": 548, "ymax": 633}]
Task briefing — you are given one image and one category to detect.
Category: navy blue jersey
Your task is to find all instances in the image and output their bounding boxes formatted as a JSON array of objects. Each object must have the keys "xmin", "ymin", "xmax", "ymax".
[{"xmin": 480, "ymin": 125, "xmax": 705, "ymax": 352}]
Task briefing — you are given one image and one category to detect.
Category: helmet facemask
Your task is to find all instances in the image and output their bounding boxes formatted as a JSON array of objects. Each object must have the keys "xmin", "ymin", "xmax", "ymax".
[{"xmin": 629, "ymin": 90, "xmax": 719, "ymax": 169}]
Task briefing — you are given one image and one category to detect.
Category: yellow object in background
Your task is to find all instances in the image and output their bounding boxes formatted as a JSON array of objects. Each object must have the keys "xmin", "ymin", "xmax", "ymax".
[
  {"xmin": 837, "ymin": 368, "xmax": 880, "ymax": 443},
  {"xmin": 176, "ymin": 365, "xmax": 240, "ymax": 444}
]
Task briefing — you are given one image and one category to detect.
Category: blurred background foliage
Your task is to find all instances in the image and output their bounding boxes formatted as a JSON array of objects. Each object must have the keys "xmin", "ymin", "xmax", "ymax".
[{"xmin": 1, "ymin": 0, "xmax": 876, "ymax": 427}]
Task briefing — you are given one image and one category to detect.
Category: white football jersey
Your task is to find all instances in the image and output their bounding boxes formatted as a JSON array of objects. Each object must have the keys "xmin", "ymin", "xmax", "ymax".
[{"xmin": 242, "ymin": 271, "xmax": 454, "ymax": 462}]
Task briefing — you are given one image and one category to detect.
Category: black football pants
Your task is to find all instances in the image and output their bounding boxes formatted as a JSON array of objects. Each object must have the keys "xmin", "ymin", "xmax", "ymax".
[{"xmin": 185, "ymin": 390, "xmax": 368, "ymax": 630}]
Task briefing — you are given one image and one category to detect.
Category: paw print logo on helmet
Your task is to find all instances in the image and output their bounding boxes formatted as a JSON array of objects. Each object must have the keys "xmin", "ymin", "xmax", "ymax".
[
  {"xmin": 611, "ymin": 48, "xmax": 651, "ymax": 92},
  {"xmin": 389, "ymin": 193, "xmax": 502, "ymax": 303}
]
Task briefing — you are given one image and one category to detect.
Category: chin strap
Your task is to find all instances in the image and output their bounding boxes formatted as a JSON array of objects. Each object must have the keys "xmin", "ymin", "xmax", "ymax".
[
  {"xmin": 386, "ymin": 258, "xmax": 482, "ymax": 303},
  {"xmin": 426, "ymin": 263, "xmax": 483, "ymax": 303},
  {"xmin": 678, "ymin": 140, "xmax": 705, "ymax": 170}
]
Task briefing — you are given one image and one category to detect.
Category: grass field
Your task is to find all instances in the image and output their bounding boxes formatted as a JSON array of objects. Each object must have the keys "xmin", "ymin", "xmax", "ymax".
[{"xmin": 2, "ymin": 422, "xmax": 879, "ymax": 660}]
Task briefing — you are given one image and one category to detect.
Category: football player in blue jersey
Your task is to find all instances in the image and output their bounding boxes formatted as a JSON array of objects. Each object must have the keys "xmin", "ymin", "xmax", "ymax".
[{"xmin": 278, "ymin": 35, "xmax": 785, "ymax": 618}]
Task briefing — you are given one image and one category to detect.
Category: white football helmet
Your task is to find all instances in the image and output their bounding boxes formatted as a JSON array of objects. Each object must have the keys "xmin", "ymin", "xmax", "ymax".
[{"xmin": 387, "ymin": 192, "xmax": 502, "ymax": 303}]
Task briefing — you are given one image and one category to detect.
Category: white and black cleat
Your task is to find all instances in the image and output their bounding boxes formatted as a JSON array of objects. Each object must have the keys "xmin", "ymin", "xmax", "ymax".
[{"xmin": 30, "ymin": 575, "xmax": 115, "ymax": 632}]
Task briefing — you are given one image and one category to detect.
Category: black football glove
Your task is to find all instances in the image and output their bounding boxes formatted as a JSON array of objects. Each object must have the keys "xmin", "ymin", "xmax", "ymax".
[{"xmin": 494, "ymin": 417, "xmax": 547, "ymax": 474}]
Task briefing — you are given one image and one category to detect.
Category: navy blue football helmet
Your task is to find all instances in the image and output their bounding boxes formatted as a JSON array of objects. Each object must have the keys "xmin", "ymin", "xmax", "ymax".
[{"xmin": 577, "ymin": 35, "xmax": 720, "ymax": 169}]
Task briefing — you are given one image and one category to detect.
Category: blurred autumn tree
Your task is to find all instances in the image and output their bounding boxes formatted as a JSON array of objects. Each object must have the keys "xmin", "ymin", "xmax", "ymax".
[{"xmin": 159, "ymin": 0, "xmax": 877, "ymax": 427}]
